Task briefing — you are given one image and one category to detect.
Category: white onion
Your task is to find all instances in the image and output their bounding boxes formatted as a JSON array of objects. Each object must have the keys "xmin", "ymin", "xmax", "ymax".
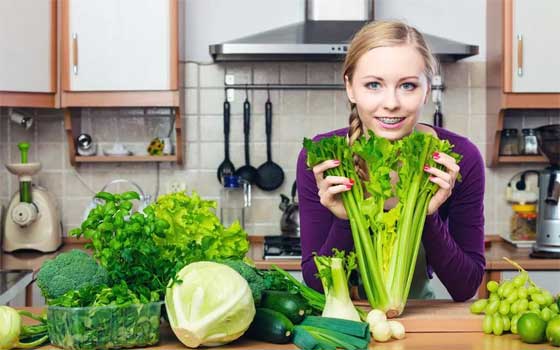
[
  {"xmin": 388, "ymin": 320, "xmax": 406, "ymax": 339},
  {"xmin": 371, "ymin": 321, "xmax": 392, "ymax": 342}
]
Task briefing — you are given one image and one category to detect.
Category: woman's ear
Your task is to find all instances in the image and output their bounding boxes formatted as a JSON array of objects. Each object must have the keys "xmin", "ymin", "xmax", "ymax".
[{"xmin": 345, "ymin": 75, "xmax": 356, "ymax": 103}]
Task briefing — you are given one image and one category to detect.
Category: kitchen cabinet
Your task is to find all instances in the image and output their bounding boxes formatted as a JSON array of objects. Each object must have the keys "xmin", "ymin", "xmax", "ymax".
[
  {"xmin": 486, "ymin": 0, "xmax": 560, "ymax": 166},
  {"xmin": 509, "ymin": 0, "xmax": 560, "ymax": 93},
  {"xmin": 0, "ymin": 0, "xmax": 57, "ymax": 108},
  {"xmin": 61, "ymin": 0, "xmax": 179, "ymax": 107},
  {"xmin": 59, "ymin": 0, "xmax": 182, "ymax": 165}
]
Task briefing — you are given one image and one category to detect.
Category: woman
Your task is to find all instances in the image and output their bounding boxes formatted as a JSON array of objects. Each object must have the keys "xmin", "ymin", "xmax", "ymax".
[{"xmin": 296, "ymin": 20, "xmax": 485, "ymax": 301}]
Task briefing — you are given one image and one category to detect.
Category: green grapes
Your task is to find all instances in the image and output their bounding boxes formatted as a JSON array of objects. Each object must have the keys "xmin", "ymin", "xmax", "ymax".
[{"xmin": 470, "ymin": 262, "xmax": 558, "ymax": 342}]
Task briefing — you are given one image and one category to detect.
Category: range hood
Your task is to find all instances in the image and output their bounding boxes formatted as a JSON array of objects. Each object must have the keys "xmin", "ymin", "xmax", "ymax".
[{"xmin": 209, "ymin": 0, "xmax": 478, "ymax": 62}]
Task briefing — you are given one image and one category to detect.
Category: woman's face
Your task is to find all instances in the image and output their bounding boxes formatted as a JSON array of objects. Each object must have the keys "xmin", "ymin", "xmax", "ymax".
[{"xmin": 345, "ymin": 44, "xmax": 430, "ymax": 141}]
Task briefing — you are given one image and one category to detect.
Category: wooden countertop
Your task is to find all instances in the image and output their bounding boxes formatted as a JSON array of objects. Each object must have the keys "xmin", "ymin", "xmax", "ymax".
[
  {"xmin": 20, "ymin": 303, "xmax": 556, "ymax": 350},
  {"xmin": 2, "ymin": 235, "xmax": 559, "ymax": 274},
  {"xmin": 254, "ymin": 235, "xmax": 560, "ymax": 271}
]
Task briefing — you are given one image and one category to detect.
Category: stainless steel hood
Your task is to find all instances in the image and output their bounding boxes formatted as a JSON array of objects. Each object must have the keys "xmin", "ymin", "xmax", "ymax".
[{"xmin": 209, "ymin": 0, "xmax": 478, "ymax": 62}]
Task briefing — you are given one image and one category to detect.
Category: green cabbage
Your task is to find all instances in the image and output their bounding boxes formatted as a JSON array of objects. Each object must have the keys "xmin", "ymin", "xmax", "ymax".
[{"xmin": 165, "ymin": 262, "xmax": 255, "ymax": 347}]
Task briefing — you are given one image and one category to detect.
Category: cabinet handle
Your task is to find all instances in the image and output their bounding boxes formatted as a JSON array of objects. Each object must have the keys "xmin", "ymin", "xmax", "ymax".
[
  {"xmin": 72, "ymin": 33, "xmax": 78, "ymax": 75},
  {"xmin": 517, "ymin": 34, "xmax": 523, "ymax": 77}
]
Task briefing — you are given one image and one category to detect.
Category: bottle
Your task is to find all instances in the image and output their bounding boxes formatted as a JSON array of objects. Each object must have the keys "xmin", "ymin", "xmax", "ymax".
[
  {"xmin": 499, "ymin": 129, "xmax": 519, "ymax": 156},
  {"xmin": 510, "ymin": 204, "xmax": 537, "ymax": 241},
  {"xmin": 519, "ymin": 128, "xmax": 538, "ymax": 155},
  {"xmin": 220, "ymin": 175, "xmax": 251, "ymax": 228}
]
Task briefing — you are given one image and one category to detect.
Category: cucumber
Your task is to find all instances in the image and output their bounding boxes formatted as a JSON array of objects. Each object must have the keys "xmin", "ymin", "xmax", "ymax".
[
  {"xmin": 260, "ymin": 290, "xmax": 308, "ymax": 324},
  {"xmin": 245, "ymin": 308, "xmax": 294, "ymax": 344}
]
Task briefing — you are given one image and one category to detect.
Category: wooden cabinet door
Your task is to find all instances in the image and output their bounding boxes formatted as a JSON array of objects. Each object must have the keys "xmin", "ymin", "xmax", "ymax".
[
  {"xmin": 0, "ymin": 0, "xmax": 55, "ymax": 93},
  {"xmin": 64, "ymin": 0, "xmax": 174, "ymax": 91},
  {"xmin": 511, "ymin": 0, "xmax": 560, "ymax": 92}
]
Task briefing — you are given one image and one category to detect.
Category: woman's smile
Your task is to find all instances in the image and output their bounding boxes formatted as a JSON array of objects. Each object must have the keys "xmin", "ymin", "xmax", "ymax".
[{"xmin": 374, "ymin": 116, "xmax": 407, "ymax": 129}]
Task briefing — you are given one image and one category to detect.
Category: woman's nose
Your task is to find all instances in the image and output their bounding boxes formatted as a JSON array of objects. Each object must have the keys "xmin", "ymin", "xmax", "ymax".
[{"xmin": 383, "ymin": 89, "xmax": 400, "ymax": 110}]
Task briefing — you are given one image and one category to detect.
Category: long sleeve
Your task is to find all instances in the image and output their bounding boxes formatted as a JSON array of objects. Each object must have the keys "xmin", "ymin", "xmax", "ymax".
[
  {"xmin": 296, "ymin": 147, "xmax": 354, "ymax": 292},
  {"xmin": 422, "ymin": 141, "xmax": 486, "ymax": 301}
]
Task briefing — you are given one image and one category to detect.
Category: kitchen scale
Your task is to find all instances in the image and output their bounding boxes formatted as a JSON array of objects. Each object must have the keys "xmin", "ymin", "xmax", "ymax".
[{"xmin": 3, "ymin": 142, "xmax": 62, "ymax": 253}]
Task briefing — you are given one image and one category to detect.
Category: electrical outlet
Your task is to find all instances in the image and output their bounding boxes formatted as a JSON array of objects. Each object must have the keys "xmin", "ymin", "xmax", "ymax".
[{"xmin": 166, "ymin": 179, "xmax": 187, "ymax": 193}]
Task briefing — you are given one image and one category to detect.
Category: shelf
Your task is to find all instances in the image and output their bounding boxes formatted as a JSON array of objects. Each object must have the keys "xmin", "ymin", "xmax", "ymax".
[
  {"xmin": 64, "ymin": 107, "xmax": 183, "ymax": 166},
  {"xmin": 497, "ymin": 155, "xmax": 548, "ymax": 164},
  {"xmin": 501, "ymin": 93, "xmax": 560, "ymax": 109},
  {"xmin": 0, "ymin": 92, "xmax": 57, "ymax": 108},
  {"xmin": 75, "ymin": 155, "xmax": 178, "ymax": 163}
]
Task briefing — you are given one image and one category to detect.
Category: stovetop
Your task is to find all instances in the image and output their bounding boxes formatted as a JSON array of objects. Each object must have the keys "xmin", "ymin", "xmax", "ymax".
[{"xmin": 263, "ymin": 235, "xmax": 301, "ymax": 260}]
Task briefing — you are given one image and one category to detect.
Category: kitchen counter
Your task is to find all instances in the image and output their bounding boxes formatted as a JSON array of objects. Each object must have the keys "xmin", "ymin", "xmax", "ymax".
[
  {"xmin": 0, "ymin": 269, "xmax": 33, "ymax": 305},
  {"xmin": 251, "ymin": 235, "xmax": 560, "ymax": 298},
  {"xmin": 19, "ymin": 302, "xmax": 556, "ymax": 349},
  {"xmin": 2, "ymin": 236, "xmax": 559, "ymax": 303}
]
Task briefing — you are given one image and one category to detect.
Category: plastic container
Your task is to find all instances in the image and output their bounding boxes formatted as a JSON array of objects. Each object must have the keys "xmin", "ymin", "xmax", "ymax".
[
  {"xmin": 510, "ymin": 204, "xmax": 537, "ymax": 241},
  {"xmin": 47, "ymin": 302, "xmax": 163, "ymax": 350},
  {"xmin": 220, "ymin": 175, "xmax": 251, "ymax": 228}
]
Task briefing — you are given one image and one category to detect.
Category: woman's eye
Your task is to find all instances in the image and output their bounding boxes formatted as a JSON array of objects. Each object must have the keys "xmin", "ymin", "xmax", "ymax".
[
  {"xmin": 401, "ymin": 82, "xmax": 417, "ymax": 91},
  {"xmin": 366, "ymin": 82, "xmax": 381, "ymax": 89}
]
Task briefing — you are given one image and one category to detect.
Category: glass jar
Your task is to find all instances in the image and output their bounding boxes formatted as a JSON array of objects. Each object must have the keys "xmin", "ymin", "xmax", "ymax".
[
  {"xmin": 510, "ymin": 204, "xmax": 537, "ymax": 241},
  {"xmin": 500, "ymin": 129, "xmax": 519, "ymax": 156},
  {"xmin": 220, "ymin": 175, "xmax": 251, "ymax": 228},
  {"xmin": 519, "ymin": 128, "xmax": 539, "ymax": 155}
]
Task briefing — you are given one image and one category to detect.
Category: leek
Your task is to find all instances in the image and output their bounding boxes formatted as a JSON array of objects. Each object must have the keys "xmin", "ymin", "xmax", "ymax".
[{"xmin": 304, "ymin": 131, "xmax": 461, "ymax": 317}]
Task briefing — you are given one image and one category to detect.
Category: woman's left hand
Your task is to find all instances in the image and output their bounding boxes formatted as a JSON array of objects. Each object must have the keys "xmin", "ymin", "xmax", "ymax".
[{"xmin": 424, "ymin": 151, "xmax": 460, "ymax": 215}]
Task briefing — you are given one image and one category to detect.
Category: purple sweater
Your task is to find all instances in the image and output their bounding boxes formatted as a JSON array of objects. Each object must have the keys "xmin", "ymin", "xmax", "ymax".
[{"xmin": 296, "ymin": 126, "xmax": 486, "ymax": 301}]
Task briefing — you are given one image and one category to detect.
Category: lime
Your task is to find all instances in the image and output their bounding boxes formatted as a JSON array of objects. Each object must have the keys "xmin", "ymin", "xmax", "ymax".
[
  {"xmin": 518, "ymin": 313, "xmax": 547, "ymax": 344},
  {"xmin": 546, "ymin": 317, "xmax": 560, "ymax": 347}
]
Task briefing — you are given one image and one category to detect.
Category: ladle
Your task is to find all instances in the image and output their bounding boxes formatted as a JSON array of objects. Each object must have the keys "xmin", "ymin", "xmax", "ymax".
[
  {"xmin": 216, "ymin": 98, "xmax": 235, "ymax": 183},
  {"xmin": 256, "ymin": 90, "xmax": 284, "ymax": 191},
  {"xmin": 234, "ymin": 87, "xmax": 259, "ymax": 184}
]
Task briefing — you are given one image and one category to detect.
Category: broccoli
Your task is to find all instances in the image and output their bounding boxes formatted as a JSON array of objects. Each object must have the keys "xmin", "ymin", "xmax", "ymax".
[
  {"xmin": 36, "ymin": 249, "xmax": 109, "ymax": 300},
  {"xmin": 218, "ymin": 260, "xmax": 266, "ymax": 305}
]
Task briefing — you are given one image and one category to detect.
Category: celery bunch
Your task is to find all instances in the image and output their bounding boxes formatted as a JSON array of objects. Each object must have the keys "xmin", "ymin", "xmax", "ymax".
[{"xmin": 304, "ymin": 131, "xmax": 460, "ymax": 317}]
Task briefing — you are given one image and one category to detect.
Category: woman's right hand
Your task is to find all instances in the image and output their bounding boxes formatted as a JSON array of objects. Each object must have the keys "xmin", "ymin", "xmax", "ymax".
[{"xmin": 312, "ymin": 159, "xmax": 354, "ymax": 220}]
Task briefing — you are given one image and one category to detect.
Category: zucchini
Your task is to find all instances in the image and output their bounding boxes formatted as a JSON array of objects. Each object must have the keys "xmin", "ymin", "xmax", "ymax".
[
  {"xmin": 245, "ymin": 308, "xmax": 294, "ymax": 344},
  {"xmin": 260, "ymin": 290, "xmax": 308, "ymax": 324}
]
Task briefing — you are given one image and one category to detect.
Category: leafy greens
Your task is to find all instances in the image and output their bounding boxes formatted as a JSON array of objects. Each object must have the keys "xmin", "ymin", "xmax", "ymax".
[{"xmin": 304, "ymin": 130, "xmax": 461, "ymax": 317}]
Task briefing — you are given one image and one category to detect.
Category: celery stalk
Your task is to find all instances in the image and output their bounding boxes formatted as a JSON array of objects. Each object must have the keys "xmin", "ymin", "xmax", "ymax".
[{"xmin": 304, "ymin": 131, "xmax": 461, "ymax": 318}]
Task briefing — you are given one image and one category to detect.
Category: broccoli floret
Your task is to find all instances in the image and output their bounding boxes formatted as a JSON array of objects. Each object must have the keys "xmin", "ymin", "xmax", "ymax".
[
  {"xmin": 37, "ymin": 249, "xmax": 109, "ymax": 300},
  {"xmin": 218, "ymin": 259, "xmax": 265, "ymax": 305}
]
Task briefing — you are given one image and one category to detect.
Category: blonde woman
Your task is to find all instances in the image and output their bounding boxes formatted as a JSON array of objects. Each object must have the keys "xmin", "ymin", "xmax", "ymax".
[{"xmin": 297, "ymin": 20, "xmax": 485, "ymax": 301}]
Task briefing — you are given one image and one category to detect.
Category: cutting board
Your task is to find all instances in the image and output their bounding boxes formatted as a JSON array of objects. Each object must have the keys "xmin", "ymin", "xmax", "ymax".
[{"xmin": 354, "ymin": 299, "xmax": 484, "ymax": 333}]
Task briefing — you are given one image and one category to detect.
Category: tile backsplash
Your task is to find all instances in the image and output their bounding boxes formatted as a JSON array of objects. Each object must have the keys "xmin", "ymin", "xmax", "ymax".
[{"xmin": 0, "ymin": 61, "xmax": 555, "ymax": 237}]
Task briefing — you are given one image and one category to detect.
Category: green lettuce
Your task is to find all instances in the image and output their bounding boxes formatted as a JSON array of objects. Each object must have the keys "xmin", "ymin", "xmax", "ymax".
[{"xmin": 153, "ymin": 191, "xmax": 249, "ymax": 261}]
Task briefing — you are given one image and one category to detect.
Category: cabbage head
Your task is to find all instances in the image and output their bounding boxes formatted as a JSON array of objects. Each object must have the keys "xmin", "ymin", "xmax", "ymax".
[{"xmin": 165, "ymin": 261, "xmax": 255, "ymax": 347}]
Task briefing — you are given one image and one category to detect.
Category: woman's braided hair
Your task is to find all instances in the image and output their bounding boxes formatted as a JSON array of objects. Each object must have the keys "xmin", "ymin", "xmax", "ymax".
[{"xmin": 343, "ymin": 20, "xmax": 438, "ymax": 179}]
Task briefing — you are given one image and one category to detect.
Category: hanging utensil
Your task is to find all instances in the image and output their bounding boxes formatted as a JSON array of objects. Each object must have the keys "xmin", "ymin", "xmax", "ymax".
[
  {"xmin": 234, "ymin": 87, "xmax": 259, "ymax": 184},
  {"xmin": 256, "ymin": 89, "xmax": 284, "ymax": 191},
  {"xmin": 431, "ymin": 75, "xmax": 444, "ymax": 127},
  {"xmin": 217, "ymin": 98, "xmax": 235, "ymax": 183}
]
